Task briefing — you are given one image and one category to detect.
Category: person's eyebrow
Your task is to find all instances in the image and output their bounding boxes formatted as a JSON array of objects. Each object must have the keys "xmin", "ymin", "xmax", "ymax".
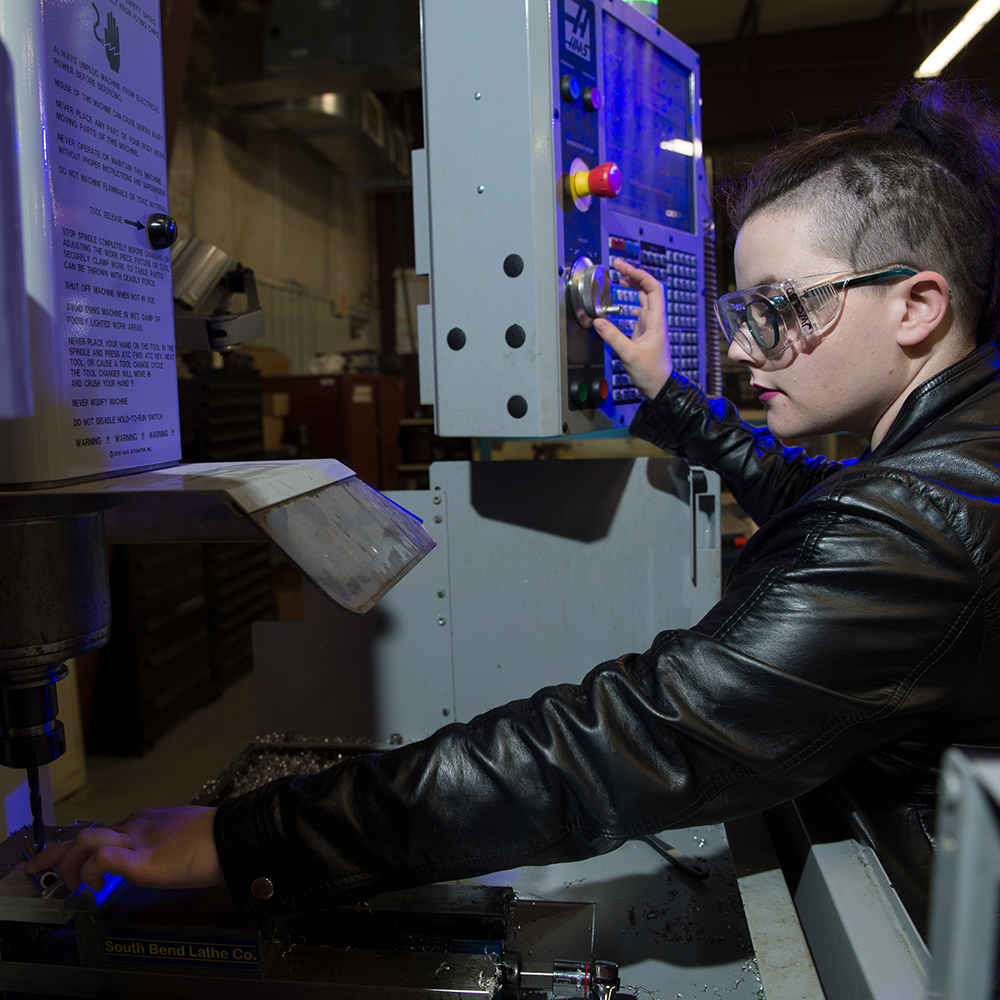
[{"xmin": 740, "ymin": 274, "xmax": 778, "ymax": 288}]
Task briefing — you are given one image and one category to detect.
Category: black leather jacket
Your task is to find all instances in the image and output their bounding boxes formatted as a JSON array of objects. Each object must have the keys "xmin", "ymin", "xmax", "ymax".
[{"xmin": 216, "ymin": 343, "xmax": 1000, "ymax": 935}]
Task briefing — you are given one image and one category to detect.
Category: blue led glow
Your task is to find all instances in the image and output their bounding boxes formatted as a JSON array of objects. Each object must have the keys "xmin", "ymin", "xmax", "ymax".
[
  {"xmin": 602, "ymin": 12, "xmax": 695, "ymax": 232},
  {"xmin": 920, "ymin": 476, "xmax": 1000, "ymax": 505},
  {"xmin": 93, "ymin": 873, "xmax": 127, "ymax": 907}
]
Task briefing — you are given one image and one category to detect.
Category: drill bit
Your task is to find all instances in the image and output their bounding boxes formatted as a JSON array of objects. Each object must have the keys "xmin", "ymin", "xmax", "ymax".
[{"xmin": 26, "ymin": 765, "xmax": 44, "ymax": 854}]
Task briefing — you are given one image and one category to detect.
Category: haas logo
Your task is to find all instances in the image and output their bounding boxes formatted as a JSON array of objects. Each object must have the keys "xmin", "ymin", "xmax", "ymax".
[{"xmin": 564, "ymin": 0, "xmax": 592, "ymax": 60}]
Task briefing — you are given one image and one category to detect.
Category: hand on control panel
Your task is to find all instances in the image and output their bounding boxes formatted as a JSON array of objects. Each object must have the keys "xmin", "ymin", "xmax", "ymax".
[
  {"xmin": 27, "ymin": 805, "xmax": 223, "ymax": 893},
  {"xmin": 594, "ymin": 258, "xmax": 674, "ymax": 400}
]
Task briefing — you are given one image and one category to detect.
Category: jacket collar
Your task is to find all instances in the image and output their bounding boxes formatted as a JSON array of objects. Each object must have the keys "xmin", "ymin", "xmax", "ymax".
[{"xmin": 870, "ymin": 342, "xmax": 1000, "ymax": 459}]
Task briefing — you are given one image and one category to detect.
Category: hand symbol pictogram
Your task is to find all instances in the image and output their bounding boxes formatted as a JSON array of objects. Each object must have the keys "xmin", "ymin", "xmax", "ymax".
[{"xmin": 92, "ymin": 5, "xmax": 120, "ymax": 72}]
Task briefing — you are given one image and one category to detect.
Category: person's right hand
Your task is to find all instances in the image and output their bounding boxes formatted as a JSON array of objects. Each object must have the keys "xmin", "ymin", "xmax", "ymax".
[
  {"xmin": 594, "ymin": 258, "xmax": 673, "ymax": 399},
  {"xmin": 26, "ymin": 806, "xmax": 224, "ymax": 893}
]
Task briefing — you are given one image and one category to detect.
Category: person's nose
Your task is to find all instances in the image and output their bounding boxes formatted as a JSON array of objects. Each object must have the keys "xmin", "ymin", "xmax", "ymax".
[{"xmin": 727, "ymin": 334, "xmax": 760, "ymax": 366}]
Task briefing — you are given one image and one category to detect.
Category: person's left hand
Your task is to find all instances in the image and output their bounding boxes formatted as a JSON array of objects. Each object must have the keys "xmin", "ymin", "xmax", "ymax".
[
  {"xmin": 26, "ymin": 806, "xmax": 224, "ymax": 892},
  {"xmin": 594, "ymin": 258, "xmax": 673, "ymax": 399}
]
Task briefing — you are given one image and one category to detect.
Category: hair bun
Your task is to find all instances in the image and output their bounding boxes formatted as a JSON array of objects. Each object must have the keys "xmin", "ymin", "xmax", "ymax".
[{"xmin": 891, "ymin": 98, "xmax": 959, "ymax": 165}]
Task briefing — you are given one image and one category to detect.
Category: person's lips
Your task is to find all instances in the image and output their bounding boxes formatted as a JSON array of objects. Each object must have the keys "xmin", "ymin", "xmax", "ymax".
[{"xmin": 752, "ymin": 383, "xmax": 782, "ymax": 403}]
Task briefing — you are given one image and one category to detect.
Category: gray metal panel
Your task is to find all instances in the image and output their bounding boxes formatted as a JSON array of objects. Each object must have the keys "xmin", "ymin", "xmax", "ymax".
[
  {"xmin": 436, "ymin": 458, "xmax": 719, "ymax": 722},
  {"xmin": 411, "ymin": 149, "xmax": 431, "ymax": 277},
  {"xmin": 422, "ymin": 0, "xmax": 559, "ymax": 437},
  {"xmin": 417, "ymin": 303, "xmax": 436, "ymax": 407},
  {"xmin": 926, "ymin": 748, "xmax": 1000, "ymax": 1000},
  {"xmin": 793, "ymin": 838, "xmax": 928, "ymax": 1000}
]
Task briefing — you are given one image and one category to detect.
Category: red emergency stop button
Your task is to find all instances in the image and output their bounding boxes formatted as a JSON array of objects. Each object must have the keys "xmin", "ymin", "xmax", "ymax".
[
  {"xmin": 588, "ymin": 162, "xmax": 621, "ymax": 197},
  {"xmin": 569, "ymin": 162, "xmax": 622, "ymax": 202}
]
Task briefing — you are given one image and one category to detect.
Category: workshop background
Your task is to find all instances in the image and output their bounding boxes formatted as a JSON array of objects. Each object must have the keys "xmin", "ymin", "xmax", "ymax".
[{"xmin": 37, "ymin": 0, "xmax": 1000, "ymax": 831}]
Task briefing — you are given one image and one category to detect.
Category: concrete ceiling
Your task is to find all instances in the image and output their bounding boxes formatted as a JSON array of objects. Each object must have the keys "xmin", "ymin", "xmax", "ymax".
[{"xmin": 658, "ymin": 0, "xmax": 972, "ymax": 47}]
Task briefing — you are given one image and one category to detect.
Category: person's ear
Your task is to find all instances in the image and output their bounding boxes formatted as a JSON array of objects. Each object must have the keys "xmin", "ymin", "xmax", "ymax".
[{"xmin": 896, "ymin": 271, "xmax": 952, "ymax": 347}]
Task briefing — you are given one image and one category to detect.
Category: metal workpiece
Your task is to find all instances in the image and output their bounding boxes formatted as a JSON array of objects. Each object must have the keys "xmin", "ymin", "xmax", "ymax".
[
  {"xmin": 21, "ymin": 848, "xmax": 58, "ymax": 899},
  {"xmin": 0, "ymin": 824, "xmax": 106, "ymax": 925},
  {"xmin": 925, "ymin": 748, "xmax": 1000, "ymax": 1000}
]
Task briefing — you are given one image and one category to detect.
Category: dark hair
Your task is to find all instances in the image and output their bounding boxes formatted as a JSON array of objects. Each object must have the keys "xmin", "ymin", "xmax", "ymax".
[{"xmin": 724, "ymin": 81, "xmax": 1000, "ymax": 345}]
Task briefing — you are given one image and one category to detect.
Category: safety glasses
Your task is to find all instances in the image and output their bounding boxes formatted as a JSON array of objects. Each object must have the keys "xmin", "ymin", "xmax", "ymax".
[{"xmin": 715, "ymin": 266, "xmax": 918, "ymax": 359}]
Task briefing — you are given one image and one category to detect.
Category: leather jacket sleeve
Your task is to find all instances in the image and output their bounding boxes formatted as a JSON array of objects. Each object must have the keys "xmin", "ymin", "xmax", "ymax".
[
  {"xmin": 629, "ymin": 373, "xmax": 847, "ymax": 523},
  {"xmin": 214, "ymin": 376, "xmax": 985, "ymax": 918}
]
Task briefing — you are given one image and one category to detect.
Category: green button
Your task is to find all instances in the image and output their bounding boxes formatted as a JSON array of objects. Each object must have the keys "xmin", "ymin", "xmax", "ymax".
[{"xmin": 577, "ymin": 381, "xmax": 588, "ymax": 403}]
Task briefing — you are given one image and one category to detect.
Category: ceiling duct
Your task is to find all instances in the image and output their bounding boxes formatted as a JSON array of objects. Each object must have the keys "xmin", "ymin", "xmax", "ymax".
[
  {"xmin": 240, "ymin": 90, "xmax": 410, "ymax": 180},
  {"xmin": 203, "ymin": 1, "xmax": 418, "ymax": 179}
]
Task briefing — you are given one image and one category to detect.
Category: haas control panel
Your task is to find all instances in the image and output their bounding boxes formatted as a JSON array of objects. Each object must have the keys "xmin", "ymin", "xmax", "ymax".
[{"xmin": 414, "ymin": 0, "xmax": 709, "ymax": 437}]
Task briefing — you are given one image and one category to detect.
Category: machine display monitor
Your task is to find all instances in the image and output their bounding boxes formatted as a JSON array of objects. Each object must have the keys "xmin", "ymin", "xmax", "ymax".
[{"xmin": 601, "ymin": 13, "xmax": 696, "ymax": 233}]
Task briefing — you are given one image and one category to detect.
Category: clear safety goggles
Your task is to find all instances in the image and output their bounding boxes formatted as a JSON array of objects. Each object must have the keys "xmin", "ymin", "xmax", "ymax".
[{"xmin": 715, "ymin": 266, "xmax": 917, "ymax": 358}]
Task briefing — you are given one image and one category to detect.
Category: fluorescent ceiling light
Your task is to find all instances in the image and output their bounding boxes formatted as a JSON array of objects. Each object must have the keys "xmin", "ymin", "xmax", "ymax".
[
  {"xmin": 660, "ymin": 138, "xmax": 695, "ymax": 155},
  {"xmin": 915, "ymin": 0, "xmax": 1000, "ymax": 78}
]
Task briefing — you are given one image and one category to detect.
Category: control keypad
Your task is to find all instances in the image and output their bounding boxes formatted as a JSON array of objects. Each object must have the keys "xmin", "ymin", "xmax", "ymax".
[{"xmin": 606, "ymin": 235, "xmax": 702, "ymax": 396}]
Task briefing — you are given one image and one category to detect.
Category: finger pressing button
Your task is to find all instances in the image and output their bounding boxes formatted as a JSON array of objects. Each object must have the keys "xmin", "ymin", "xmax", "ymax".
[{"xmin": 251, "ymin": 877, "xmax": 274, "ymax": 901}]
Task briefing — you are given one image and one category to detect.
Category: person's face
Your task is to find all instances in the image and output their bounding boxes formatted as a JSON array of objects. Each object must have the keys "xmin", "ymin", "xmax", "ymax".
[{"xmin": 728, "ymin": 209, "xmax": 909, "ymax": 445}]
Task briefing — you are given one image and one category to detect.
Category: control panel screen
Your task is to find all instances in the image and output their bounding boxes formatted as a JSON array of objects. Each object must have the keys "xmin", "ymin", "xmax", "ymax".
[{"xmin": 601, "ymin": 13, "xmax": 695, "ymax": 233}]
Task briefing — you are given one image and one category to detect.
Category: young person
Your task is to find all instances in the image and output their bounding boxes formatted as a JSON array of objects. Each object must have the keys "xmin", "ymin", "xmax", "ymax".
[{"xmin": 32, "ymin": 80, "xmax": 1000, "ymax": 938}]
